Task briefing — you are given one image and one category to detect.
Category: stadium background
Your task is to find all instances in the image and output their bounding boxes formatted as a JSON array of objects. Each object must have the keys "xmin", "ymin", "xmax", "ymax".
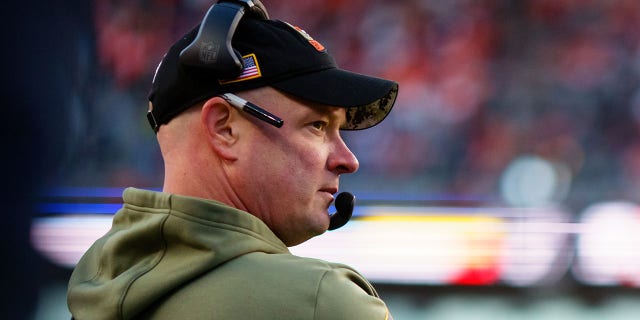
[{"xmin": 5, "ymin": 0, "xmax": 640, "ymax": 318}]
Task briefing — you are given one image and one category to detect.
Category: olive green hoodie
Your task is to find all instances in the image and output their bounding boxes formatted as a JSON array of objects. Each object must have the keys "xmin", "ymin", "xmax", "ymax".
[{"xmin": 67, "ymin": 188, "xmax": 392, "ymax": 319}]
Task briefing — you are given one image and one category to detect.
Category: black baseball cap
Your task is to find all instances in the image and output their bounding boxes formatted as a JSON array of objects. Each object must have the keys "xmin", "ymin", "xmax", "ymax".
[{"xmin": 148, "ymin": 17, "xmax": 398, "ymax": 131}]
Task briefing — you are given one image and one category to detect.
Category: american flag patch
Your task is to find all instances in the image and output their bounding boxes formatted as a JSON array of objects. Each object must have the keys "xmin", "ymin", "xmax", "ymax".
[{"xmin": 219, "ymin": 53, "xmax": 262, "ymax": 84}]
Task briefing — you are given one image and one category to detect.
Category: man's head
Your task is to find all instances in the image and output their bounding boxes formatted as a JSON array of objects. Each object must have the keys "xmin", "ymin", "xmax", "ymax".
[
  {"xmin": 148, "ymin": 3, "xmax": 398, "ymax": 132},
  {"xmin": 149, "ymin": 1, "xmax": 398, "ymax": 245}
]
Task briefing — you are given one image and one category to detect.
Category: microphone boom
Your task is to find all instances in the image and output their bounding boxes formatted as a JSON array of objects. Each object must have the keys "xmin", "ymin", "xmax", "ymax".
[{"xmin": 328, "ymin": 192, "xmax": 355, "ymax": 230}]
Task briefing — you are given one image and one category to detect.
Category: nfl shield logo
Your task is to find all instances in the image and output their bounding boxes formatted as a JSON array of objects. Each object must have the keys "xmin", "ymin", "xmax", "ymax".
[{"xmin": 199, "ymin": 41, "xmax": 220, "ymax": 63}]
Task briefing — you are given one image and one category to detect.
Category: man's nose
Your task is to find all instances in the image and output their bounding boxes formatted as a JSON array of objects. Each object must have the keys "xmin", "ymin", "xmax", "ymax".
[{"xmin": 329, "ymin": 137, "xmax": 359, "ymax": 175}]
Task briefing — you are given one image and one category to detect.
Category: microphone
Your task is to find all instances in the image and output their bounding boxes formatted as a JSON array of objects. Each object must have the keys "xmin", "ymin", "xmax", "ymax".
[{"xmin": 328, "ymin": 192, "xmax": 355, "ymax": 231}]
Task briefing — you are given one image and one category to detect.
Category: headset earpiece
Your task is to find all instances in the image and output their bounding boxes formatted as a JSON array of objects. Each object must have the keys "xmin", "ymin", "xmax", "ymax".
[{"xmin": 179, "ymin": 0, "xmax": 269, "ymax": 78}]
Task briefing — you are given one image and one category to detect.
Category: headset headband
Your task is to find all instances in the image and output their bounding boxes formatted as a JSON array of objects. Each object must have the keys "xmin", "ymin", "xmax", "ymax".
[{"xmin": 179, "ymin": 0, "xmax": 269, "ymax": 79}]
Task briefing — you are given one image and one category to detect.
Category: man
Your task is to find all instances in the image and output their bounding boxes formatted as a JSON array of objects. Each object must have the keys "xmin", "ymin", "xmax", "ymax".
[{"xmin": 68, "ymin": 1, "xmax": 398, "ymax": 319}]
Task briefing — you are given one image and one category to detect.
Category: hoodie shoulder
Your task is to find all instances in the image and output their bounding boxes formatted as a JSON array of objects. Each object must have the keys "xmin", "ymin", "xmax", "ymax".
[
  {"xmin": 142, "ymin": 252, "xmax": 391, "ymax": 320},
  {"xmin": 68, "ymin": 189, "xmax": 289, "ymax": 320}
]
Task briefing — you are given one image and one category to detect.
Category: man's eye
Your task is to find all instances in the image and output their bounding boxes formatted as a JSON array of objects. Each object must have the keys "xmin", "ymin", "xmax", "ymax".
[{"xmin": 311, "ymin": 121, "xmax": 327, "ymax": 131}]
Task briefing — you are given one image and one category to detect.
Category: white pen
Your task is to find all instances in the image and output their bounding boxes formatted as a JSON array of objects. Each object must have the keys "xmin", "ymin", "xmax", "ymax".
[{"xmin": 221, "ymin": 93, "xmax": 284, "ymax": 128}]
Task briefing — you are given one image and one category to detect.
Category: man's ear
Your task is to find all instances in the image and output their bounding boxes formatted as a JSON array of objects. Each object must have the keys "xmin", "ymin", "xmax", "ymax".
[{"xmin": 201, "ymin": 96, "xmax": 239, "ymax": 160}]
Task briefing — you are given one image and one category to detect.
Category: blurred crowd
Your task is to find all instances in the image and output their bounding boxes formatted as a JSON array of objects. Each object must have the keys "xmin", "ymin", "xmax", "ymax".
[{"xmin": 60, "ymin": 0, "xmax": 640, "ymax": 213}]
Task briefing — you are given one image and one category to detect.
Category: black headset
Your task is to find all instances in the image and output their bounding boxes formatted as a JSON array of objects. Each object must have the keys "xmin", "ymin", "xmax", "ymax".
[{"xmin": 179, "ymin": 0, "xmax": 269, "ymax": 79}]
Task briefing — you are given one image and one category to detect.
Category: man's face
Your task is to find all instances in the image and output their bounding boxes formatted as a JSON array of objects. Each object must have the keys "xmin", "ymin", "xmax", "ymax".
[{"xmin": 232, "ymin": 88, "xmax": 359, "ymax": 246}]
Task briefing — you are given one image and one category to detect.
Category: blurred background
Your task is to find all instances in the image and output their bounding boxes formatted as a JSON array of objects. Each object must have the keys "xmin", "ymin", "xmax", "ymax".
[{"xmin": 6, "ymin": 0, "xmax": 640, "ymax": 319}]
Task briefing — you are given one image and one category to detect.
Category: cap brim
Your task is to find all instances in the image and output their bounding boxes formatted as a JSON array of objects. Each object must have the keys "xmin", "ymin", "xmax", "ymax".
[{"xmin": 270, "ymin": 68, "xmax": 398, "ymax": 130}]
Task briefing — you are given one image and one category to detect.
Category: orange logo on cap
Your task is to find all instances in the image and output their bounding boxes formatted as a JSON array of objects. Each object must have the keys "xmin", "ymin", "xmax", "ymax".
[{"xmin": 284, "ymin": 22, "xmax": 326, "ymax": 52}]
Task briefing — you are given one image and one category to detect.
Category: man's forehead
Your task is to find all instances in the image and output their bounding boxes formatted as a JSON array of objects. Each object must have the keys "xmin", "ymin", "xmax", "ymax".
[
  {"xmin": 279, "ymin": 95, "xmax": 346, "ymax": 123},
  {"xmin": 304, "ymin": 102, "xmax": 345, "ymax": 119}
]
